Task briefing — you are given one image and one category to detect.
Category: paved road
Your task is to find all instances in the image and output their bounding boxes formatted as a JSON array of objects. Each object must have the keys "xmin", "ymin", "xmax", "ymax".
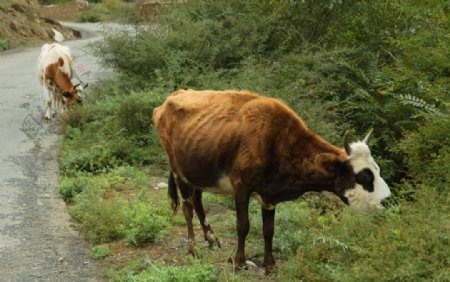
[{"xmin": 0, "ymin": 23, "xmax": 111, "ymax": 281}]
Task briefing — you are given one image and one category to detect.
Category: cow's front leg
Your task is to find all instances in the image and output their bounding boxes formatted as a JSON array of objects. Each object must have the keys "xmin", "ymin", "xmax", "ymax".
[
  {"xmin": 234, "ymin": 192, "xmax": 250, "ymax": 269},
  {"xmin": 262, "ymin": 208, "xmax": 276, "ymax": 273},
  {"xmin": 42, "ymin": 85, "xmax": 52, "ymax": 120}
]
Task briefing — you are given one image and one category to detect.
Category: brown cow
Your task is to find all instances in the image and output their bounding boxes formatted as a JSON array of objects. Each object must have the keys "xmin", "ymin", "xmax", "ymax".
[{"xmin": 153, "ymin": 89, "xmax": 391, "ymax": 272}]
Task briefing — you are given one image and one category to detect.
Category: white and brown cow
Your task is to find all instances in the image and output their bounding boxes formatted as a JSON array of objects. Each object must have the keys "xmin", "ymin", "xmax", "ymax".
[
  {"xmin": 36, "ymin": 43, "xmax": 82, "ymax": 120},
  {"xmin": 153, "ymin": 89, "xmax": 391, "ymax": 272}
]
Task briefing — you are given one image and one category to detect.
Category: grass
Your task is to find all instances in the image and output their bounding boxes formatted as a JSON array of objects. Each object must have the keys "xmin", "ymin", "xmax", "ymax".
[
  {"xmin": 57, "ymin": 76, "xmax": 449, "ymax": 281},
  {"xmin": 0, "ymin": 38, "xmax": 11, "ymax": 51},
  {"xmin": 58, "ymin": 1, "xmax": 449, "ymax": 280},
  {"xmin": 78, "ymin": 0, "xmax": 136, "ymax": 23}
]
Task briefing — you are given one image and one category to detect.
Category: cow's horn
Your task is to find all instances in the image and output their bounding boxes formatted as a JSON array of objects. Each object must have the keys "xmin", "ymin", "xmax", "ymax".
[
  {"xmin": 344, "ymin": 130, "xmax": 351, "ymax": 155},
  {"xmin": 363, "ymin": 128, "xmax": 374, "ymax": 144}
]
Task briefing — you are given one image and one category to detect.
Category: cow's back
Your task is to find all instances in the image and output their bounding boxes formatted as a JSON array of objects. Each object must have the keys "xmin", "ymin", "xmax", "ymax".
[
  {"xmin": 153, "ymin": 89, "xmax": 306, "ymax": 188},
  {"xmin": 37, "ymin": 43, "xmax": 73, "ymax": 82}
]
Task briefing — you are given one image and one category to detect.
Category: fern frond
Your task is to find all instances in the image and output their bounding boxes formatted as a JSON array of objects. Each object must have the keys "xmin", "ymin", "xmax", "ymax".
[{"xmin": 395, "ymin": 94, "xmax": 444, "ymax": 116}]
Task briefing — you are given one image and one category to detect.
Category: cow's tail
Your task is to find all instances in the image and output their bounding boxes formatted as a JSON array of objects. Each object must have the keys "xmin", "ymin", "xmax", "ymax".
[{"xmin": 168, "ymin": 171, "xmax": 179, "ymax": 213}]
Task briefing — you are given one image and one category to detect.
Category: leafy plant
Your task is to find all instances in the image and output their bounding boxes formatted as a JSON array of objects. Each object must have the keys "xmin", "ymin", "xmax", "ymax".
[
  {"xmin": 90, "ymin": 245, "xmax": 111, "ymax": 260},
  {"xmin": 0, "ymin": 38, "xmax": 11, "ymax": 51},
  {"xmin": 121, "ymin": 201, "xmax": 170, "ymax": 246},
  {"xmin": 129, "ymin": 261, "xmax": 218, "ymax": 282}
]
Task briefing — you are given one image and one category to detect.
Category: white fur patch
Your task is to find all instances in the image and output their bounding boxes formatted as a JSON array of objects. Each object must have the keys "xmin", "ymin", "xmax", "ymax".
[
  {"xmin": 252, "ymin": 192, "xmax": 276, "ymax": 210},
  {"xmin": 346, "ymin": 141, "xmax": 391, "ymax": 213},
  {"xmin": 203, "ymin": 175, "xmax": 234, "ymax": 195}
]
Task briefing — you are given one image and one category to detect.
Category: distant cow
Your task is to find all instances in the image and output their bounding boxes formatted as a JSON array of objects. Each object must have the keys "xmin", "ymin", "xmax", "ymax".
[
  {"xmin": 36, "ymin": 43, "xmax": 82, "ymax": 120},
  {"xmin": 153, "ymin": 90, "xmax": 391, "ymax": 272},
  {"xmin": 76, "ymin": 0, "xmax": 89, "ymax": 10}
]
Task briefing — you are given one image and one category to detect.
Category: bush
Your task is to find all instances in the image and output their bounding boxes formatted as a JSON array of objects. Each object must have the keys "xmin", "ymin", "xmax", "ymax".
[
  {"xmin": 90, "ymin": 245, "xmax": 110, "ymax": 260},
  {"xmin": 121, "ymin": 201, "xmax": 170, "ymax": 246},
  {"xmin": 70, "ymin": 189, "xmax": 127, "ymax": 243},
  {"xmin": 397, "ymin": 115, "xmax": 450, "ymax": 189},
  {"xmin": 277, "ymin": 186, "xmax": 448, "ymax": 281},
  {"xmin": 129, "ymin": 261, "xmax": 218, "ymax": 282},
  {"xmin": 78, "ymin": 0, "xmax": 135, "ymax": 23},
  {"xmin": 59, "ymin": 82, "xmax": 167, "ymax": 174},
  {"xmin": 0, "ymin": 38, "xmax": 11, "ymax": 51}
]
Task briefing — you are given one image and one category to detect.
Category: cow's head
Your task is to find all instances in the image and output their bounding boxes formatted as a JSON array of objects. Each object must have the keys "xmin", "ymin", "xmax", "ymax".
[
  {"xmin": 341, "ymin": 129, "xmax": 391, "ymax": 213},
  {"xmin": 61, "ymin": 82, "xmax": 86, "ymax": 107},
  {"xmin": 61, "ymin": 88, "xmax": 80, "ymax": 107}
]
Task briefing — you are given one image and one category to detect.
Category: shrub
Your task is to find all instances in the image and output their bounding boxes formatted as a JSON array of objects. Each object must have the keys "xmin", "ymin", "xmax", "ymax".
[
  {"xmin": 70, "ymin": 189, "xmax": 127, "ymax": 243},
  {"xmin": 90, "ymin": 245, "xmax": 110, "ymax": 260},
  {"xmin": 60, "ymin": 82, "xmax": 168, "ymax": 174},
  {"xmin": 277, "ymin": 185, "xmax": 448, "ymax": 281},
  {"xmin": 397, "ymin": 115, "xmax": 450, "ymax": 189},
  {"xmin": 79, "ymin": 0, "xmax": 135, "ymax": 23},
  {"xmin": 121, "ymin": 201, "xmax": 170, "ymax": 246},
  {"xmin": 129, "ymin": 261, "xmax": 218, "ymax": 282},
  {"xmin": 0, "ymin": 38, "xmax": 11, "ymax": 51}
]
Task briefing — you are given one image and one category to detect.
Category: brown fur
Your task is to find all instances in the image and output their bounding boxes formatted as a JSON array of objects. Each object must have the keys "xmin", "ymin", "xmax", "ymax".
[
  {"xmin": 44, "ymin": 57, "xmax": 79, "ymax": 107},
  {"xmin": 153, "ymin": 89, "xmax": 356, "ymax": 271}
]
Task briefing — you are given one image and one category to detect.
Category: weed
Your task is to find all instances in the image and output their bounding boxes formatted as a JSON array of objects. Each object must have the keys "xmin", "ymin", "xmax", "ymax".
[
  {"xmin": 90, "ymin": 245, "xmax": 111, "ymax": 260},
  {"xmin": 121, "ymin": 201, "xmax": 170, "ymax": 246}
]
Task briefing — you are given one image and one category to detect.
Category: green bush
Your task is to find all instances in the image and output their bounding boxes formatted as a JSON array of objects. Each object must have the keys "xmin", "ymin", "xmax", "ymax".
[
  {"xmin": 0, "ymin": 38, "xmax": 11, "ymax": 51},
  {"xmin": 79, "ymin": 11, "xmax": 102, "ymax": 23},
  {"xmin": 398, "ymin": 115, "xmax": 450, "ymax": 189},
  {"xmin": 38, "ymin": 0, "xmax": 71, "ymax": 4},
  {"xmin": 129, "ymin": 261, "xmax": 218, "ymax": 282},
  {"xmin": 90, "ymin": 245, "xmax": 111, "ymax": 260},
  {"xmin": 70, "ymin": 189, "xmax": 127, "ymax": 243},
  {"xmin": 60, "ymin": 81, "xmax": 167, "ymax": 174},
  {"xmin": 78, "ymin": 0, "xmax": 135, "ymax": 23},
  {"xmin": 121, "ymin": 201, "xmax": 170, "ymax": 246},
  {"xmin": 277, "ymin": 186, "xmax": 448, "ymax": 281}
]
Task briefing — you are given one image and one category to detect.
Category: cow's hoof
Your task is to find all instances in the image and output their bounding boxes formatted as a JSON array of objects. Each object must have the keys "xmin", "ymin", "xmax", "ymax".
[
  {"xmin": 187, "ymin": 242, "xmax": 197, "ymax": 258},
  {"xmin": 232, "ymin": 258, "xmax": 248, "ymax": 270},
  {"xmin": 264, "ymin": 264, "xmax": 275, "ymax": 275},
  {"xmin": 206, "ymin": 232, "xmax": 221, "ymax": 249}
]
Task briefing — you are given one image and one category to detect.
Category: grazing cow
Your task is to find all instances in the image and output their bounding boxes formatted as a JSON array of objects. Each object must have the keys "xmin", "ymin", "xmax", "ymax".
[
  {"xmin": 36, "ymin": 43, "xmax": 82, "ymax": 120},
  {"xmin": 152, "ymin": 90, "xmax": 391, "ymax": 272}
]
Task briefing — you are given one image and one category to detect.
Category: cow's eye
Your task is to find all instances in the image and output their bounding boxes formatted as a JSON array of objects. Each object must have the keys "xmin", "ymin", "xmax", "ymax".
[{"xmin": 355, "ymin": 168, "xmax": 374, "ymax": 192}]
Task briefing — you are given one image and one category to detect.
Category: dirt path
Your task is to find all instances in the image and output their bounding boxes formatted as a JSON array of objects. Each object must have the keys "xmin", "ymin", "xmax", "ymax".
[{"xmin": 0, "ymin": 23, "xmax": 111, "ymax": 281}]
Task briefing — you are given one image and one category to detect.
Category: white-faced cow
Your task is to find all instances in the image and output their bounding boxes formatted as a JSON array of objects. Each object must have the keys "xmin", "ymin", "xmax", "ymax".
[
  {"xmin": 152, "ymin": 89, "xmax": 391, "ymax": 272},
  {"xmin": 36, "ymin": 43, "xmax": 82, "ymax": 120}
]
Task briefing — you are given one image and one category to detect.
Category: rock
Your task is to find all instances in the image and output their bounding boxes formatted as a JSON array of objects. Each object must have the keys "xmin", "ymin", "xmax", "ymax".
[{"xmin": 156, "ymin": 182, "xmax": 168, "ymax": 189}]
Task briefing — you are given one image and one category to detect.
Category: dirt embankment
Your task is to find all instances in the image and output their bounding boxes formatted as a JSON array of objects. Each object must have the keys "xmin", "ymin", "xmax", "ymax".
[{"xmin": 0, "ymin": 0, "xmax": 80, "ymax": 50}]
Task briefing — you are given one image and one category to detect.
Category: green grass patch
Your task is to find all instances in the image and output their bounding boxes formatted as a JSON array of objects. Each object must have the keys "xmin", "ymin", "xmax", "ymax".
[
  {"xmin": 78, "ymin": 0, "xmax": 135, "ymax": 23},
  {"xmin": 90, "ymin": 245, "xmax": 111, "ymax": 260}
]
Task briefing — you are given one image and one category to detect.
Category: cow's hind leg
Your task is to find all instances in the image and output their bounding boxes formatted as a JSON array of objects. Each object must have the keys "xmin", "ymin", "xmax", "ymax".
[
  {"xmin": 177, "ymin": 179, "xmax": 196, "ymax": 257},
  {"xmin": 193, "ymin": 190, "xmax": 221, "ymax": 249}
]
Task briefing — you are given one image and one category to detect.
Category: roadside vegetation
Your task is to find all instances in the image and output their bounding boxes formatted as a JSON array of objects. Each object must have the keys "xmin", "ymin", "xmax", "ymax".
[{"xmin": 59, "ymin": 1, "xmax": 449, "ymax": 281}]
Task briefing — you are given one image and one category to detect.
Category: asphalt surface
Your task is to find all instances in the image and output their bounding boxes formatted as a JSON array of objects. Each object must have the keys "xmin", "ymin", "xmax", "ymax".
[{"xmin": 0, "ymin": 23, "xmax": 112, "ymax": 281}]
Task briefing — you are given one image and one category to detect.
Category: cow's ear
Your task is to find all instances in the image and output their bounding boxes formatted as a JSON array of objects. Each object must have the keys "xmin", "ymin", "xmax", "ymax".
[
  {"xmin": 61, "ymin": 91, "xmax": 71, "ymax": 98},
  {"xmin": 315, "ymin": 153, "xmax": 347, "ymax": 176}
]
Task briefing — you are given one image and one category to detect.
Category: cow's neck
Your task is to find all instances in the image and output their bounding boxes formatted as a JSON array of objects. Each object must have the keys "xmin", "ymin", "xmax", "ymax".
[{"xmin": 274, "ymin": 126, "xmax": 346, "ymax": 198}]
